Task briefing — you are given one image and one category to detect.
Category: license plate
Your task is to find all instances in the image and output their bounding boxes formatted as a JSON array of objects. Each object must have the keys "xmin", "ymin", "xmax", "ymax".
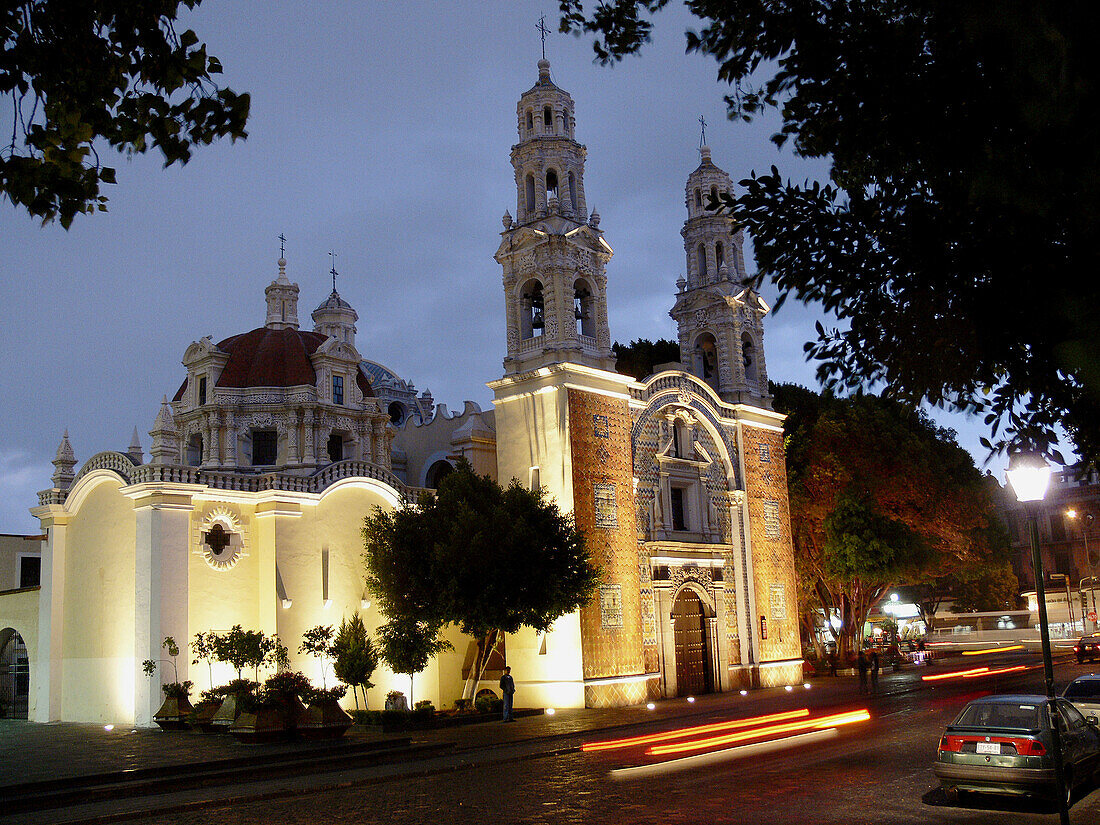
[{"xmin": 976, "ymin": 742, "xmax": 1000, "ymax": 755}]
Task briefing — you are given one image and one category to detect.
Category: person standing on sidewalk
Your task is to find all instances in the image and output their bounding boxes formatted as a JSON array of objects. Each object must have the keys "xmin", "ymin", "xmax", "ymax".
[
  {"xmin": 500, "ymin": 666, "xmax": 516, "ymax": 722},
  {"xmin": 857, "ymin": 648, "xmax": 869, "ymax": 694},
  {"xmin": 870, "ymin": 648, "xmax": 880, "ymax": 694}
]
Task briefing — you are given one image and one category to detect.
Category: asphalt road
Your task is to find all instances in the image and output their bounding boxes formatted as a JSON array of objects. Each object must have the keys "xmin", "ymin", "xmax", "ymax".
[{"xmin": 128, "ymin": 657, "xmax": 1100, "ymax": 825}]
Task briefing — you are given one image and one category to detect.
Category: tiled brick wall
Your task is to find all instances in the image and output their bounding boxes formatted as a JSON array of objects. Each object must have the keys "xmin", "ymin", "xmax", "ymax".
[{"xmin": 568, "ymin": 389, "xmax": 644, "ymax": 685}]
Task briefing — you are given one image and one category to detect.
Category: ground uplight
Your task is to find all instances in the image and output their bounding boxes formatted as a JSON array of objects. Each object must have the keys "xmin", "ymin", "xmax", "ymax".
[
  {"xmin": 647, "ymin": 702, "xmax": 656, "ymax": 710},
  {"xmin": 545, "ymin": 707, "xmax": 556, "ymax": 716}
]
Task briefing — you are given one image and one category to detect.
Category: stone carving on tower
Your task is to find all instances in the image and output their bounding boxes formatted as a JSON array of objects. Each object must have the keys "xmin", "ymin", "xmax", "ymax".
[
  {"xmin": 670, "ymin": 146, "xmax": 772, "ymax": 407},
  {"xmin": 495, "ymin": 58, "xmax": 615, "ymax": 374}
]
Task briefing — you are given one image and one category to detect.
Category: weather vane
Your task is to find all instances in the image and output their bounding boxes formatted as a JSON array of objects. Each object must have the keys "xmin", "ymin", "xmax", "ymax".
[
  {"xmin": 278, "ymin": 232, "xmax": 286, "ymax": 258},
  {"xmin": 536, "ymin": 15, "xmax": 550, "ymax": 60},
  {"xmin": 698, "ymin": 115, "xmax": 707, "ymax": 147},
  {"xmin": 328, "ymin": 250, "xmax": 338, "ymax": 293}
]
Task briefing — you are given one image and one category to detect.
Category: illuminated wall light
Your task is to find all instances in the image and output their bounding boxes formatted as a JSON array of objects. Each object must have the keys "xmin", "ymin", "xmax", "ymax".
[
  {"xmin": 360, "ymin": 599, "xmax": 371, "ymax": 610},
  {"xmin": 646, "ymin": 709, "xmax": 871, "ymax": 757},
  {"xmin": 281, "ymin": 598, "xmax": 293, "ymax": 609},
  {"xmin": 582, "ymin": 709, "xmax": 811, "ymax": 752},
  {"xmin": 323, "ymin": 598, "xmax": 333, "ymax": 609},
  {"xmin": 647, "ymin": 702, "xmax": 656, "ymax": 710}
]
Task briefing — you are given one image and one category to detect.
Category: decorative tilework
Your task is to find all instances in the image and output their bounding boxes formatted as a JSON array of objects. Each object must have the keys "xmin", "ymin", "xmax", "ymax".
[
  {"xmin": 758, "ymin": 442, "xmax": 771, "ymax": 463},
  {"xmin": 763, "ymin": 499, "xmax": 781, "ymax": 538},
  {"xmin": 594, "ymin": 482, "xmax": 618, "ymax": 528},
  {"xmin": 600, "ymin": 584, "xmax": 624, "ymax": 628},
  {"xmin": 593, "ymin": 414, "xmax": 610, "ymax": 438}
]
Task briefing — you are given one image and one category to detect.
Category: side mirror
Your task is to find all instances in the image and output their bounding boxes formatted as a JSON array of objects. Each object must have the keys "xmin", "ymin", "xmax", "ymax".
[{"xmin": 1087, "ymin": 715, "xmax": 1099, "ymax": 727}]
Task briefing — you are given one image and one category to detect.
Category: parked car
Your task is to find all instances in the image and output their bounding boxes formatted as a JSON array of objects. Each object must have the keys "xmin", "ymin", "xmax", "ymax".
[
  {"xmin": 1074, "ymin": 632, "xmax": 1100, "ymax": 663},
  {"xmin": 934, "ymin": 694, "xmax": 1100, "ymax": 807},
  {"xmin": 1063, "ymin": 675, "xmax": 1100, "ymax": 720}
]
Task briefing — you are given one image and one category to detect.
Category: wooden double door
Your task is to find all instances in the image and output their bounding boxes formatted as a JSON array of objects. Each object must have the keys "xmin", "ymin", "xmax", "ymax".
[{"xmin": 672, "ymin": 589, "xmax": 713, "ymax": 696}]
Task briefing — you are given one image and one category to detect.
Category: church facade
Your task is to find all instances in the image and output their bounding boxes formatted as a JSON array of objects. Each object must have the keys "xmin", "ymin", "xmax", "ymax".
[{"xmin": 0, "ymin": 59, "xmax": 799, "ymax": 724}]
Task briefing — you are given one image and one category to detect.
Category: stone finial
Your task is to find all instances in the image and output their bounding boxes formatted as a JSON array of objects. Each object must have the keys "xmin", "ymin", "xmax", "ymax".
[
  {"xmin": 127, "ymin": 426, "xmax": 144, "ymax": 465},
  {"xmin": 502, "ymin": 210, "xmax": 513, "ymax": 229},
  {"xmin": 588, "ymin": 209, "xmax": 600, "ymax": 229},
  {"xmin": 538, "ymin": 58, "xmax": 551, "ymax": 83},
  {"xmin": 700, "ymin": 145, "xmax": 712, "ymax": 163},
  {"xmin": 676, "ymin": 276, "xmax": 687, "ymax": 292},
  {"xmin": 149, "ymin": 396, "xmax": 180, "ymax": 465},
  {"xmin": 52, "ymin": 429, "xmax": 77, "ymax": 489}
]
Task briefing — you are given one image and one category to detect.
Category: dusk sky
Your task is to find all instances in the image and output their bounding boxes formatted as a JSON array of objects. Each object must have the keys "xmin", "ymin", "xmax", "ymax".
[{"xmin": 0, "ymin": 1, "xmax": 1006, "ymax": 533}]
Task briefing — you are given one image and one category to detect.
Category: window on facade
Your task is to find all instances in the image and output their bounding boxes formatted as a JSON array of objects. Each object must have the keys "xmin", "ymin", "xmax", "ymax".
[
  {"xmin": 198, "ymin": 376, "xmax": 207, "ymax": 406},
  {"xmin": 574, "ymin": 280, "xmax": 594, "ymax": 337},
  {"xmin": 186, "ymin": 434, "xmax": 203, "ymax": 467},
  {"xmin": 525, "ymin": 174, "xmax": 536, "ymax": 214},
  {"xmin": 695, "ymin": 188, "xmax": 702, "ymax": 209},
  {"xmin": 672, "ymin": 421, "xmax": 689, "ymax": 459},
  {"xmin": 697, "ymin": 244, "xmax": 707, "ymax": 280},
  {"xmin": 252, "ymin": 430, "xmax": 277, "ymax": 466},
  {"xmin": 18, "ymin": 555, "xmax": 40, "ymax": 589},
  {"xmin": 388, "ymin": 401, "xmax": 406, "ymax": 426},
  {"xmin": 526, "ymin": 110, "xmax": 533, "ymax": 132},
  {"xmin": 529, "ymin": 466, "xmax": 540, "ymax": 491},
  {"xmin": 543, "ymin": 106, "xmax": 552, "ymax": 128},
  {"xmin": 742, "ymin": 333, "xmax": 756, "ymax": 379},
  {"xmin": 716, "ymin": 242, "xmax": 724, "ymax": 270},
  {"xmin": 670, "ymin": 487, "xmax": 688, "ymax": 531},
  {"xmin": 546, "ymin": 169, "xmax": 559, "ymax": 200},
  {"xmin": 568, "ymin": 172, "xmax": 577, "ymax": 213},
  {"xmin": 333, "ymin": 375, "xmax": 344, "ymax": 406},
  {"xmin": 1050, "ymin": 513, "xmax": 1067, "ymax": 542},
  {"xmin": 327, "ymin": 433, "xmax": 344, "ymax": 463},
  {"xmin": 694, "ymin": 333, "xmax": 719, "ymax": 389},
  {"xmin": 523, "ymin": 280, "xmax": 545, "ymax": 339},
  {"xmin": 426, "ymin": 460, "xmax": 454, "ymax": 489}
]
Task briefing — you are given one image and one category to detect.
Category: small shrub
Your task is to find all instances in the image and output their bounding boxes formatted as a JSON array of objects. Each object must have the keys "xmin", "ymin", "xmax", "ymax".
[
  {"xmin": 225, "ymin": 678, "xmax": 260, "ymax": 696},
  {"xmin": 350, "ymin": 709, "xmax": 382, "ymax": 726},
  {"xmin": 453, "ymin": 698, "xmax": 472, "ymax": 712},
  {"xmin": 414, "ymin": 700, "xmax": 435, "ymax": 712},
  {"xmin": 162, "ymin": 680, "xmax": 193, "ymax": 699},
  {"xmin": 305, "ymin": 684, "xmax": 347, "ymax": 705},
  {"xmin": 263, "ymin": 670, "xmax": 312, "ymax": 701},
  {"xmin": 381, "ymin": 709, "xmax": 408, "ymax": 728},
  {"xmin": 474, "ymin": 697, "xmax": 492, "ymax": 714}
]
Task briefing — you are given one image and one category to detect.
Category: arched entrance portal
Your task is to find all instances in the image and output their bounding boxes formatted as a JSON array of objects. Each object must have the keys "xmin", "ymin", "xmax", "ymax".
[
  {"xmin": 0, "ymin": 629, "xmax": 29, "ymax": 719},
  {"xmin": 672, "ymin": 589, "xmax": 713, "ymax": 696}
]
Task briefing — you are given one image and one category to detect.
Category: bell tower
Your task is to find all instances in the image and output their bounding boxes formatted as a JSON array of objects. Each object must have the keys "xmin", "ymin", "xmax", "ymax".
[
  {"xmin": 495, "ymin": 59, "xmax": 614, "ymax": 375},
  {"xmin": 490, "ymin": 60, "xmax": 647, "ymax": 710},
  {"xmin": 670, "ymin": 146, "xmax": 771, "ymax": 407}
]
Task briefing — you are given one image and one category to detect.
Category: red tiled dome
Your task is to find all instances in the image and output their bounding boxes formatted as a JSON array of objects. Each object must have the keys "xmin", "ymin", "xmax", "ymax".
[{"xmin": 172, "ymin": 326, "xmax": 374, "ymax": 400}]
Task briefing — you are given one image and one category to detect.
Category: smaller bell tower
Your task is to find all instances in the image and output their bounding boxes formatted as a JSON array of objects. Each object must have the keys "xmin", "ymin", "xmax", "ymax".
[
  {"xmin": 671, "ymin": 146, "xmax": 771, "ymax": 407},
  {"xmin": 495, "ymin": 59, "xmax": 614, "ymax": 375}
]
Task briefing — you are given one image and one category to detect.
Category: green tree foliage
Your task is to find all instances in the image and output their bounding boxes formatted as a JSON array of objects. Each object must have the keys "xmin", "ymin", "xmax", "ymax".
[
  {"xmin": 950, "ymin": 561, "xmax": 1022, "ymax": 614},
  {"xmin": 215, "ymin": 625, "xmax": 276, "ymax": 682},
  {"xmin": 560, "ymin": 2, "xmax": 1100, "ymax": 464},
  {"xmin": 299, "ymin": 625, "xmax": 334, "ymax": 689},
  {"xmin": 331, "ymin": 612, "xmax": 379, "ymax": 710},
  {"xmin": 1, "ymin": 1, "xmax": 250, "ymax": 227},
  {"xmin": 362, "ymin": 459, "xmax": 599, "ymax": 700},
  {"xmin": 773, "ymin": 383, "xmax": 1010, "ymax": 657},
  {"xmin": 613, "ymin": 338, "xmax": 681, "ymax": 381}
]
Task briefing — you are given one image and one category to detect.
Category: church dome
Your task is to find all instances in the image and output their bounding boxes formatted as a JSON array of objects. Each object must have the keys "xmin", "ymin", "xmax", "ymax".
[
  {"xmin": 172, "ymin": 326, "xmax": 374, "ymax": 400},
  {"xmin": 315, "ymin": 290, "xmax": 353, "ymax": 311}
]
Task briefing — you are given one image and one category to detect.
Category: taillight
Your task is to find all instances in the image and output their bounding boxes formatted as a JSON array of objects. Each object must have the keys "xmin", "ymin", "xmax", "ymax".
[
  {"xmin": 1075, "ymin": 646, "xmax": 1080, "ymax": 653},
  {"xmin": 1010, "ymin": 738, "xmax": 1046, "ymax": 756},
  {"xmin": 939, "ymin": 735, "xmax": 963, "ymax": 753}
]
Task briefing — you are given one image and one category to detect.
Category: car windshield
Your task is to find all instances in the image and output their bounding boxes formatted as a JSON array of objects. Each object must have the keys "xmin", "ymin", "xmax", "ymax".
[
  {"xmin": 953, "ymin": 702, "xmax": 1041, "ymax": 730},
  {"xmin": 1064, "ymin": 681, "xmax": 1100, "ymax": 699}
]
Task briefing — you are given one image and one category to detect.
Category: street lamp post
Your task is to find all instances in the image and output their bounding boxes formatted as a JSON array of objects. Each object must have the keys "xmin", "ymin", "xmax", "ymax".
[
  {"xmin": 1048, "ymin": 572, "xmax": 1075, "ymax": 635},
  {"xmin": 1008, "ymin": 453, "xmax": 1070, "ymax": 825}
]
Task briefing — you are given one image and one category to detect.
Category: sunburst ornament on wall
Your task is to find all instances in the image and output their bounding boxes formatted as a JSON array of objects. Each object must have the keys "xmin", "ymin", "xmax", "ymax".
[{"xmin": 195, "ymin": 505, "xmax": 249, "ymax": 571}]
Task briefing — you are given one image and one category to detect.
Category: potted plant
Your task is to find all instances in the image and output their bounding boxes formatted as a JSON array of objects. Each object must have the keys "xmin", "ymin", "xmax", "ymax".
[
  {"xmin": 231, "ymin": 670, "xmax": 311, "ymax": 743},
  {"xmin": 142, "ymin": 637, "xmax": 194, "ymax": 729},
  {"xmin": 300, "ymin": 684, "xmax": 353, "ymax": 740},
  {"xmin": 209, "ymin": 625, "xmax": 278, "ymax": 732},
  {"xmin": 189, "ymin": 685, "xmax": 227, "ymax": 732},
  {"xmin": 210, "ymin": 678, "xmax": 259, "ymax": 732}
]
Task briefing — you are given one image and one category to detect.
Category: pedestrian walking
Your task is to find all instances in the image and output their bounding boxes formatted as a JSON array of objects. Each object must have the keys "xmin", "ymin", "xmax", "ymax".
[
  {"xmin": 499, "ymin": 665, "xmax": 516, "ymax": 722},
  {"xmin": 870, "ymin": 648, "xmax": 880, "ymax": 694},
  {"xmin": 857, "ymin": 648, "xmax": 868, "ymax": 695}
]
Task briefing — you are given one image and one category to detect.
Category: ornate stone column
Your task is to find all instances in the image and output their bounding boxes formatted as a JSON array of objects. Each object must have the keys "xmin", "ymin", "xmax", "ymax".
[
  {"xmin": 287, "ymin": 409, "xmax": 300, "ymax": 465},
  {"xmin": 224, "ymin": 411, "xmax": 236, "ymax": 466},
  {"xmin": 302, "ymin": 408, "xmax": 315, "ymax": 465}
]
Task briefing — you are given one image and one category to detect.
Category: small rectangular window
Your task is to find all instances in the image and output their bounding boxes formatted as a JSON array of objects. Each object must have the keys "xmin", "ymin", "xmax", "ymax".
[
  {"xmin": 1050, "ymin": 513, "xmax": 1067, "ymax": 542},
  {"xmin": 198, "ymin": 376, "xmax": 207, "ymax": 406},
  {"xmin": 252, "ymin": 430, "xmax": 277, "ymax": 466},
  {"xmin": 529, "ymin": 467, "xmax": 540, "ymax": 491},
  {"xmin": 18, "ymin": 555, "xmax": 41, "ymax": 588},
  {"xmin": 670, "ymin": 487, "xmax": 687, "ymax": 531},
  {"xmin": 333, "ymin": 375, "xmax": 344, "ymax": 406}
]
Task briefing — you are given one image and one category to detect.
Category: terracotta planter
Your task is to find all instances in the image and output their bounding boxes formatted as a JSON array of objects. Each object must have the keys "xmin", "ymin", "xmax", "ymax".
[
  {"xmin": 189, "ymin": 699, "xmax": 222, "ymax": 733},
  {"xmin": 300, "ymin": 699, "xmax": 352, "ymax": 740},
  {"xmin": 229, "ymin": 695, "xmax": 307, "ymax": 743},
  {"xmin": 153, "ymin": 694, "xmax": 194, "ymax": 730},
  {"xmin": 209, "ymin": 692, "xmax": 245, "ymax": 733}
]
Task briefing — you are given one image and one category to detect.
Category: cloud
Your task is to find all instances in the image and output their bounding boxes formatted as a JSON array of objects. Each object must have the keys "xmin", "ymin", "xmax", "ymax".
[{"xmin": 0, "ymin": 451, "xmax": 51, "ymax": 534}]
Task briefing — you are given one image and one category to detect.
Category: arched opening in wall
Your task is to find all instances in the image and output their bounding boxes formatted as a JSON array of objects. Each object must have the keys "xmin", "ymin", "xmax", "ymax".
[
  {"xmin": 695, "ymin": 188, "xmax": 702, "ymax": 209},
  {"xmin": 525, "ymin": 110, "xmax": 533, "ymax": 133},
  {"xmin": 672, "ymin": 589, "xmax": 713, "ymax": 696},
  {"xmin": 710, "ymin": 185, "xmax": 718, "ymax": 203},
  {"xmin": 568, "ymin": 172, "xmax": 577, "ymax": 213},
  {"xmin": 741, "ymin": 333, "xmax": 756, "ymax": 385},
  {"xmin": 0, "ymin": 628, "xmax": 29, "ymax": 719},
  {"xmin": 326, "ymin": 431, "xmax": 350, "ymax": 463},
  {"xmin": 697, "ymin": 244, "xmax": 707, "ymax": 282},
  {"xmin": 425, "ymin": 459, "xmax": 454, "ymax": 489},
  {"xmin": 545, "ymin": 169, "xmax": 559, "ymax": 203},
  {"xmin": 543, "ymin": 105, "xmax": 553, "ymax": 129},
  {"xmin": 716, "ymin": 242, "xmax": 724, "ymax": 271},
  {"xmin": 521, "ymin": 279, "xmax": 545, "ymax": 339},
  {"xmin": 693, "ymin": 333, "xmax": 719, "ymax": 391},
  {"xmin": 186, "ymin": 434, "xmax": 203, "ymax": 467},
  {"xmin": 525, "ymin": 174, "xmax": 536, "ymax": 216},
  {"xmin": 388, "ymin": 402, "xmax": 407, "ymax": 426},
  {"xmin": 573, "ymin": 278, "xmax": 595, "ymax": 338}
]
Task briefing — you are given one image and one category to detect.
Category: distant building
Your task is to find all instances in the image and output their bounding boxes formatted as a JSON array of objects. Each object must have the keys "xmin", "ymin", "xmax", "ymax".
[{"xmin": 0, "ymin": 59, "xmax": 799, "ymax": 724}]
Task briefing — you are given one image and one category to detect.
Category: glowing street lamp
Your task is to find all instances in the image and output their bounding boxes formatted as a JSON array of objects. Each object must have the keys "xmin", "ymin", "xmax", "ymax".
[{"xmin": 1007, "ymin": 452, "xmax": 1068, "ymax": 825}]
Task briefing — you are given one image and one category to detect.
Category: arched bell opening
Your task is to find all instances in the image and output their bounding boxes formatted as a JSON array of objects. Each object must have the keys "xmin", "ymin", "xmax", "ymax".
[
  {"xmin": 573, "ymin": 278, "xmax": 595, "ymax": 338},
  {"xmin": 693, "ymin": 333, "xmax": 720, "ymax": 391},
  {"xmin": 741, "ymin": 332, "xmax": 757, "ymax": 386},
  {"xmin": 520, "ymin": 279, "xmax": 545, "ymax": 340}
]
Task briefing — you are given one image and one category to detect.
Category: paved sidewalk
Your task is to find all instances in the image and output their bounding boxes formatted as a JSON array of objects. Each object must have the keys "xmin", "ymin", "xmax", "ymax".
[{"xmin": 0, "ymin": 670, "xmax": 896, "ymax": 793}]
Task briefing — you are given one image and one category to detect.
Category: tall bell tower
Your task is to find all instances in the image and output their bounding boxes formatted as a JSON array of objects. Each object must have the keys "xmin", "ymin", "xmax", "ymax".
[
  {"xmin": 490, "ymin": 60, "xmax": 648, "ymax": 710},
  {"xmin": 496, "ymin": 58, "xmax": 614, "ymax": 375},
  {"xmin": 670, "ymin": 146, "xmax": 771, "ymax": 407}
]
